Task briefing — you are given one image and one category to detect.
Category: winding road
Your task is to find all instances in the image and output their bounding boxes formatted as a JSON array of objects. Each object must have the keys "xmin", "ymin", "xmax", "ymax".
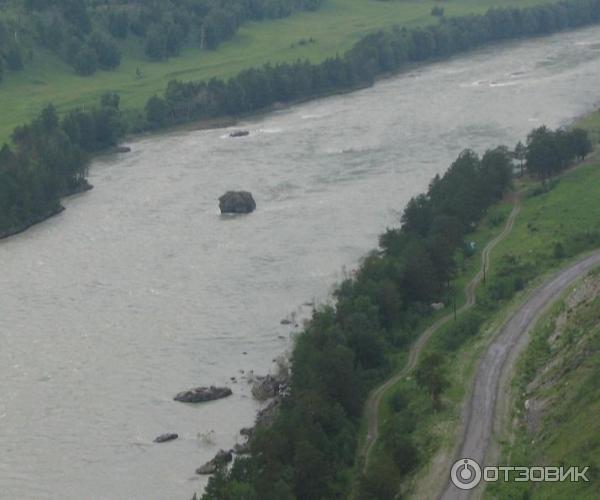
[
  {"xmin": 358, "ymin": 195, "xmax": 523, "ymax": 472},
  {"xmin": 438, "ymin": 249, "xmax": 600, "ymax": 499}
]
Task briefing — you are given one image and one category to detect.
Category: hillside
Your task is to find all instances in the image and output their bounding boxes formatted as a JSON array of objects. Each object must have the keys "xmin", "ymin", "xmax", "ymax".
[
  {"xmin": 0, "ymin": 0, "xmax": 549, "ymax": 142},
  {"xmin": 487, "ymin": 270, "xmax": 600, "ymax": 499}
]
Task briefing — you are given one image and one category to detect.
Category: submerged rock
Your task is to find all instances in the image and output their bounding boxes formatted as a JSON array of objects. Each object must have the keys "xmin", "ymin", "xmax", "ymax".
[
  {"xmin": 219, "ymin": 191, "xmax": 256, "ymax": 214},
  {"xmin": 154, "ymin": 433, "xmax": 178, "ymax": 443},
  {"xmin": 114, "ymin": 146, "xmax": 131, "ymax": 153},
  {"xmin": 174, "ymin": 386, "xmax": 232, "ymax": 403},
  {"xmin": 195, "ymin": 449, "xmax": 233, "ymax": 475}
]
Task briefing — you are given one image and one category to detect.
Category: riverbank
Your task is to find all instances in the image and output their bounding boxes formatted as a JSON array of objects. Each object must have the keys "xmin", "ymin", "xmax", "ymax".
[{"xmin": 387, "ymin": 154, "xmax": 600, "ymax": 499}]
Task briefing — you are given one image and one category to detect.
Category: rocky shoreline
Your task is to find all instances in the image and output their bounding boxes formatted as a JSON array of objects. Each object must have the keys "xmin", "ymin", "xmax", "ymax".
[{"xmin": 185, "ymin": 356, "xmax": 290, "ymax": 481}]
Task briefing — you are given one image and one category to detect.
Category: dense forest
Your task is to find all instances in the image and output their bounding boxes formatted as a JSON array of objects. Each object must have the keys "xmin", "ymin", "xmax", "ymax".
[
  {"xmin": 0, "ymin": 94, "xmax": 125, "ymax": 237},
  {"xmin": 0, "ymin": 0, "xmax": 324, "ymax": 78},
  {"xmin": 198, "ymin": 125, "xmax": 591, "ymax": 499}
]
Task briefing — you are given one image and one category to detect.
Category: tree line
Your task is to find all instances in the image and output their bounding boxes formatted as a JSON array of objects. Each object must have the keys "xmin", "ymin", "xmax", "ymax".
[
  {"xmin": 521, "ymin": 125, "xmax": 592, "ymax": 178},
  {"xmin": 143, "ymin": 0, "xmax": 600, "ymax": 129}
]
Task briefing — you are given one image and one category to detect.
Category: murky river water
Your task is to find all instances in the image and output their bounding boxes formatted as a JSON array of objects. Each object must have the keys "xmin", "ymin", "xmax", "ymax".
[{"xmin": 1, "ymin": 25, "xmax": 600, "ymax": 500}]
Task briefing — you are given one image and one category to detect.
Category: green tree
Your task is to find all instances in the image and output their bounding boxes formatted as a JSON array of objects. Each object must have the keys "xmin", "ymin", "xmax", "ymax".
[{"xmin": 415, "ymin": 351, "xmax": 449, "ymax": 409}]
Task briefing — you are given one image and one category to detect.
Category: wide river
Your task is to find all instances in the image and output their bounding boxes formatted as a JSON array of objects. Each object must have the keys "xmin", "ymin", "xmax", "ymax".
[{"xmin": 1, "ymin": 25, "xmax": 600, "ymax": 500}]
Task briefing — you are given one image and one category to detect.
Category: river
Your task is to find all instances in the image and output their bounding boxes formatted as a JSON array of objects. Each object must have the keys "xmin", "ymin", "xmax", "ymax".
[{"xmin": 1, "ymin": 25, "xmax": 600, "ymax": 500}]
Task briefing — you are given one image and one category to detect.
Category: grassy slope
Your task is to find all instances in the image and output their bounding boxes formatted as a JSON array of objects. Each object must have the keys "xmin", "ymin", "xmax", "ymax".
[
  {"xmin": 486, "ymin": 270, "xmax": 600, "ymax": 499},
  {"xmin": 0, "ymin": 0, "xmax": 547, "ymax": 143}
]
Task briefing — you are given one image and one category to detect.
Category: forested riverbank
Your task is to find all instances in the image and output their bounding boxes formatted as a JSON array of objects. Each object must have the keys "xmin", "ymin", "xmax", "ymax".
[
  {"xmin": 141, "ymin": 0, "xmax": 600, "ymax": 129},
  {"xmin": 197, "ymin": 124, "xmax": 594, "ymax": 499},
  {"xmin": 3, "ymin": 0, "xmax": 600, "ymax": 239}
]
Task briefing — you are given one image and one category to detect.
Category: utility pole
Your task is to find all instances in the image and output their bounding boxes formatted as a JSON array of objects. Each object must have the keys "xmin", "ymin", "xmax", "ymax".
[{"xmin": 453, "ymin": 292, "xmax": 457, "ymax": 321}]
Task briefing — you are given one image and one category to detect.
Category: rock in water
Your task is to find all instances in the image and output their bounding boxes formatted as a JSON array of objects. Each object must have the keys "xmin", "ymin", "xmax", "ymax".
[
  {"xmin": 174, "ymin": 386, "xmax": 232, "ymax": 403},
  {"xmin": 229, "ymin": 130, "xmax": 249, "ymax": 138},
  {"xmin": 154, "ymin": 433, "xmax": 178, "ymax": 443},
  {"xmin": 195, "ymin": 449, "xmax": 233, "ymax": 475},
  {"xmin": 251, "ymin": 375, "xmax": 280, "ymax": 401},
  {"xmin": 219, "ymin": 191, "xmax": 256, "ymax": 214}
]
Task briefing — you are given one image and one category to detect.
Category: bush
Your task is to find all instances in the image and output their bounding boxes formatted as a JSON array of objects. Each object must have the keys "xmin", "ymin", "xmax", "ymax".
[
  {"xmin": 389, "ymin": 388, "xmax": 407, "ymax": 412},
  {"xmin": 73, "ymin": 47, "xmax": 98, "ymax": 76},
  {"xmin": 553, "ymin": 241, "xmax": 566, "ymax": 259},
  {"xmin": 443, "ymin": 311, "xmax": 484, "ymax": 350}
]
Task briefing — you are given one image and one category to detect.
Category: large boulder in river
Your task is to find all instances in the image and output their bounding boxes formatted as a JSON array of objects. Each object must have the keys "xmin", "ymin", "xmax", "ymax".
[
  {"xmin": 219, "ymin": 191, "xmax": 256, "ymax": 214},
  {"xmin": 174, "ymin": 386, "xmax": 232, "ymax": 403}
]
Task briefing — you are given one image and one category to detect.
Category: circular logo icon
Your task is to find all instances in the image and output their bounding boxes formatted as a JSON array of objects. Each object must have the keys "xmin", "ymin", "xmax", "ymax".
[{"xmin": 450, "ymin": 458, "xmax": 482, "ymax": 490}]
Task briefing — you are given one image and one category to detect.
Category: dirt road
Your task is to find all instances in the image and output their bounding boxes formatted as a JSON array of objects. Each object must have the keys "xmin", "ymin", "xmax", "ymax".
[{"xmin": 439, "ymin": 250, "xmax": 600, "ymax": 500}]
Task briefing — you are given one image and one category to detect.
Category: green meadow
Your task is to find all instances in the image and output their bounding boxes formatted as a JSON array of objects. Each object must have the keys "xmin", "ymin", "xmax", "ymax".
[{"xmin": 0, "ymin": 0, "xmax": 548, "ymax": 143}]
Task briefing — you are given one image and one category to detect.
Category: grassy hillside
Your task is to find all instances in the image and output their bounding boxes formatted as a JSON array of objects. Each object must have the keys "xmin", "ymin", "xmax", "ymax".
[
  {"xmin": 0, "ymin": 0, "xmax": 548, "ymax": 143},
  {"xmin": 487, "ymin": 270, "xmax": 600, "ymax": 499}
]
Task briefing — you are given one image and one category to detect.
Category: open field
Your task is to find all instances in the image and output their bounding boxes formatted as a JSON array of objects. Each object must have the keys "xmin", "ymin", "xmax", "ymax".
[{"xmin": 0, "ymin": 0, "xmax": 549, "ymax": 143}]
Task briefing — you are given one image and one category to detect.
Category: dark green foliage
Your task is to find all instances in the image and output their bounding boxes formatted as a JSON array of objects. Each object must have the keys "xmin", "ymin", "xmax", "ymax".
[
  {"xmin": 88, "ymin": 32, "xmax": 121, "ymax": 70},
  {"xmin": 415, "ymin": 351, "xmax": 449, "ymax": 409},
  {"xmin": 72, "ymin": 46, "xmax": 98, "ymax": 76},
  {"xmin": 356, "ymin": 455, "xmax": 401, "ymax": 500},
  {"xmin": 526, "ymin": 126, "xmax": 592, "ymax": 178},
  {"xmin": 0, "ymin": 18, "xmax": 28, "ymax": 76},
  {"xmin": 145, "ymin": 96, "xmax": 170, "ymax": 128},
  {"xmin": 442, "ymin": 310, "xmax": 484, "ymax": 351},
  {"xmin": 6, "ymin": 46, "xmax": 24, "ymax": 70},
  {"xmin": 389, "ymin": 388, "xmax": 408, "ymax": 413},
  {"xmin": 107, "ymin": 11, "xmax": 128, "ymax": 39},
  {"xmin": 0, "ymin": 98, "xmax": 126, "ymax": 237}
]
